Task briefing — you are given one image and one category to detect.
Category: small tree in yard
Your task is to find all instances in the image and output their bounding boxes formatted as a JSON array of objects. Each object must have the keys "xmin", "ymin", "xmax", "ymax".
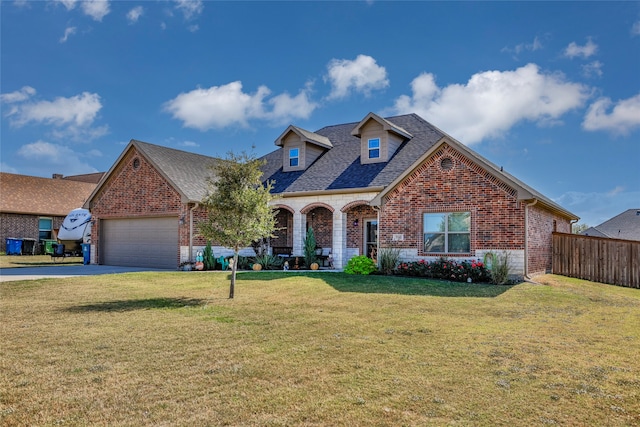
[{"xmin": 199, "ymin": 152, "xmax": 277, "ymax": 299}]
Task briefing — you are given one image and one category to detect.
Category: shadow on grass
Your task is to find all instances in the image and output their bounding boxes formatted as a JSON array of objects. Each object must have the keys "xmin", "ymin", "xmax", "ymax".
[
  {"xmin": 65, "ymin": 297, "xmax": 208, "ymax": 312},
  {"xmin": 236, "ymin": 271, "xmax": 515, "ymax": 298}
]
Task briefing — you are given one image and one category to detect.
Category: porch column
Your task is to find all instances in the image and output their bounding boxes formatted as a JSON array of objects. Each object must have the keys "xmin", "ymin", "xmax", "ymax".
[
  {"xmin": 292, "ymin": 211, "xmax": 305, "ymax": 257},
  {"xmin": 332, "ymin": 210, "xmax": 347, "ymax": 269}
]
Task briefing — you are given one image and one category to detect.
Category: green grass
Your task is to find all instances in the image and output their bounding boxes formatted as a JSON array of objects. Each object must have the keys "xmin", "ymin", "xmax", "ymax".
[
  {"xmin": 1, "ymin": 271, "xmax": 638, "ymax": 426},
  {"xmin": 0, "ymin": 254, "xmax": 82, "ymax": 268}
]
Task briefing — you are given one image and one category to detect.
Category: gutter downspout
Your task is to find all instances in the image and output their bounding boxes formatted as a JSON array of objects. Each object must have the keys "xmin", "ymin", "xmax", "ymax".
[
  {"xmin": 189, "ymin": 203, "xmax": 199, "ymax": 262},
  {"xmin": 524, "ymin": 199, "xmax": 538, "ymax": 283}
]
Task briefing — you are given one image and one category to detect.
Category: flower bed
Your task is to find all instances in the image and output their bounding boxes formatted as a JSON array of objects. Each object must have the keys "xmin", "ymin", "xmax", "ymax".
[{"xmin": 394, "ymin": 257, "xmax": 491, "ymax": 283}]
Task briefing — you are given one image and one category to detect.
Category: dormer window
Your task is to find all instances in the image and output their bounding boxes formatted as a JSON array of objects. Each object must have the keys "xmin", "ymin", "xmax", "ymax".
[
  {"xmin": 289, "ymin": 148, "xmax": 299, "ymax": 167},
  {"xmin": 352, "ymin": 113, "xmax": 413, "ymax": 165},
  {"xmin": 368, "ymin": 138, "xmax": 380, "ymax": 159}
]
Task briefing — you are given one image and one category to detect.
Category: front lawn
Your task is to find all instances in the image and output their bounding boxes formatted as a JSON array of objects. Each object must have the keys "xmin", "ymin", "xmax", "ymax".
[{"xmin": 1, "ymin": 272, "xmax": 638, "ymax": 426}]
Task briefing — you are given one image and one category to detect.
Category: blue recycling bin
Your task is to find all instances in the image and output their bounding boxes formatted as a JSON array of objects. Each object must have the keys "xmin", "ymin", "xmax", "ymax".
[
  {"xmin": 6, "ymin": 238, "xmax": 22, "ymax": 255},
  {"xmin": 81, "ymin": 243, "xmax": 91, "ymax": 265}
]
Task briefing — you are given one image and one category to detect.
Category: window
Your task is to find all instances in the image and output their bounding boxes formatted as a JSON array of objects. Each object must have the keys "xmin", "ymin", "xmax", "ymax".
[
  {"xmin": 39, "ymin": 217, "xmax": 53, "ymax": 240},
  {"xmin": 289, "ymin": 148, "xmax": 299, "ymax": 167},
  {"xmin": 423, "ymin": 212, "xmax": 470, "ymax": 253},
  {"xmin": 368, "ymin": 138, "xmax": 380, "ymax": 159}
]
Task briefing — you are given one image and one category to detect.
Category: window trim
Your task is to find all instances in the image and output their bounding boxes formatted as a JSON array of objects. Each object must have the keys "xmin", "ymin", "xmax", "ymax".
[
  {"xmin": 368, "ymin": 138, "xmax": 380, "ymax": 159},
  {"xmin": 289, "ymin": 147, "xmax": 300, "ymax": 167},
  {"xmin": 39, "ymin": 217, "xmax": 53, "ymax": 240},
  {"xmin": 423, "ymin": 211, "xmax": 471, "ymax": 254}
]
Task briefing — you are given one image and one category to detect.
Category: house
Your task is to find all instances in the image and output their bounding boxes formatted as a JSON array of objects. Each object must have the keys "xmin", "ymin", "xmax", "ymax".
[
  {"xmin": 84, "ymin": 113, "xmax": 578, "ymax": 278},
  {"xmin": 581, "ymin": 209, "xmax": 640, "ymax": 241},
  {"xmin": 0, "ymin": 172, "xmax": 102, "ymax": 253}
]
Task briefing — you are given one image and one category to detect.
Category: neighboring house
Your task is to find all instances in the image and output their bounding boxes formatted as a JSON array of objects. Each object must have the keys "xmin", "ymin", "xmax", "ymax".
[
  {"xmin": 581, "ymin": 209, "xmax": 640, "ymax": 241},
  {"xmin": 0, "ymin": 172, "xmax": 102, "ymax": 253},
  {"xmin": 85, "ymin": 113, "xmax": 578, "ymax": 278}
]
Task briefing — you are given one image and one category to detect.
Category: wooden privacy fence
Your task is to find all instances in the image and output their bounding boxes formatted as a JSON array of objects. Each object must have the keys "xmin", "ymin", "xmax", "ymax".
[{"xmin": 552, "ymin": 232, "xmax": 640, "ymax": 289}]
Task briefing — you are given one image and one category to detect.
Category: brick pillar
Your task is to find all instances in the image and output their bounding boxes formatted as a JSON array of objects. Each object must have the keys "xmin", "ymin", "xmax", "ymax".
[{"xmin": 332, "ymin": 210, "xmax": 346, "ymax": 269}]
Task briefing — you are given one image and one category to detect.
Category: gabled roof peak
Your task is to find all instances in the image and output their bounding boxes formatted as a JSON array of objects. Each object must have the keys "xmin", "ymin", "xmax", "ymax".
[
  {"xmin": 275, "ymin": 125, "xmax": 333, "ymax": 149},
  {"xmin": 351, "ymin": 112, "xmax": 413, "ymax": 139}
]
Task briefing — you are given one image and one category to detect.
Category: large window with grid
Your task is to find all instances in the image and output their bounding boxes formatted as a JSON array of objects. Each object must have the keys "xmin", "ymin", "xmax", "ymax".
[{"xmin": 423, "ymin": 212, "xmax": 470, "ymax": 253}]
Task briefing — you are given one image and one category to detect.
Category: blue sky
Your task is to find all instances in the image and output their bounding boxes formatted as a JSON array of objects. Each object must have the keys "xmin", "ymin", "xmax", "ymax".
[{"xmin": 1, "ymin": 1, "xmax": 639, "ymax": 227}]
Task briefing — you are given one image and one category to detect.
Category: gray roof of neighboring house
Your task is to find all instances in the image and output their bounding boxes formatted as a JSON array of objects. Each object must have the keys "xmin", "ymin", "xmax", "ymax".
[
  {"xmin": 261, "ymin": 113, "xmax": 577, "ymax": 220},
  {"xmin": 581, "ymin": 209, "xmax": 640, "ymax": 241}
]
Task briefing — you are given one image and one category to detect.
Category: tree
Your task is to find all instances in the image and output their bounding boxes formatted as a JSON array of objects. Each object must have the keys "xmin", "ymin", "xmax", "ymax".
[
  {"xmin": 199, "ymin": 151, "xmax": 277, "ymax": 298},
  {"xmin": 572, "ymin": 223, "xmax": 590, "ymax": 234}
]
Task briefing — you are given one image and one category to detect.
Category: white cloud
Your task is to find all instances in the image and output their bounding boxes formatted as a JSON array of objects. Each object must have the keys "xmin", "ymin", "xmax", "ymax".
[
  {"xmin": 60, "ymin": 26, "xmax": 77, "ymax": 43},
  {"xmin": 325, "ymin": 55, "xmax": 389, "ymax": 100},
  {"xmin": 81, "ymin": 0, "xmax": 110, "ymax": 21},
  {"xmin": 582, "ymin": 93, "xmax": 640, "ymax": 134},
  {"xmin": 0, "ymin": 86, "xmax": 36, "ymax": 103},
  {"xmin": 392, "ymin": 63, "xmax": 590, "ymax": 144},
  {"xmin": 17, "ymin": 141, "xmax": 99, "ymax": 176},
  {"xmin": 164, "ymin": 81, "xmax": 317, "ymax": 130},
  {"xmin": 56, "ymin": 0, "xmax": 77, "ymax": 10},
  {"xmin": 54, "ymin": 0, "xmax": 110, "ymax": 21},
  {"xmin": 174, "ymin": 0, "xmax": 203, "ymax": 20},
  {"xmin": 564, "ymin": 38, "xmax": 598, "ymax": 59},
  {"xmin": 581, "ymin": 60, "xmax": 603, "ymax": 78},
  {"xmin": 502, "ymin": 36, "xmax": 543, "ymax": 57},
  {"xmin": 126, "ymin": 6, "xmax": 143, "ymax": 24},
  {"xmin": 266, "ymin": 86, "xmax": 317, "ymax": 124},
  {"xmin": 632, "ymin": 21, "xmax": 640, "ymax": 36},
  {"xmin": 179, "ymin": 141, "xmax": 199, "ymax": 148},
  {"xmin": 2, "ymin": 89, "xmax": 107, "ymax": 141}
]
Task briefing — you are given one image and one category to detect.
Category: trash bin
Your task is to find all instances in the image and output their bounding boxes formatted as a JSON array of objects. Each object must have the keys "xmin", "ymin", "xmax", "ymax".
[
  {"xmin": 41, "ymin": 239, "xmax": 56, "ymax": 255},
  {"xmin": 53, "ymin": 243, "xmax": 65, "ymax": 256},
  {"xmin": 22, "ymin": 238, "xmax": 37, "ymax": 255},
  {"xmin": 6, "ymin": 238, "xmax": 22, "ymax": 255},
  {"xmin": 81, "ymin": 243, "xmax": 91, "ymax": 265}
]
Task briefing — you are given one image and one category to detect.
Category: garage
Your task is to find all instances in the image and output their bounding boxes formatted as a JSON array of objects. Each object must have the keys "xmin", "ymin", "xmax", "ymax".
[{"xmin": 100, "ymin": 217, "xmax": 178, "ymax": 269}]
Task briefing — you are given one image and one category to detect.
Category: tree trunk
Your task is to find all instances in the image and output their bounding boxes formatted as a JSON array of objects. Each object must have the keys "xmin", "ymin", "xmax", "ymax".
[{"xmin": 229, "ymin": 251, "xmax": 239, "ymax": 299}]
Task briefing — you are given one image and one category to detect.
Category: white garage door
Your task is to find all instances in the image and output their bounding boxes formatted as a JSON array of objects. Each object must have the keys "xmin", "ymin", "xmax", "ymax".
[{"xmin": 101, "ymin": 217, "xmax": 178, "ymax": 269}]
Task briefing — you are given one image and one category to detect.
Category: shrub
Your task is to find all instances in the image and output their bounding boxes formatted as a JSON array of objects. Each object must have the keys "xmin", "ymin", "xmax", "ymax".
[
  {"xmin": 252, "ymin": 254, "xmax": 283, "ymax": 270},
  {"xmin": 203, "ymin": 242, "xmax": 216, "ymax": 271},
  {"xmin": 303, "ymin": 227, "xmax": 318, "ymax": 267},
  {"xmin": 344, "ymin": 255, "xmax": 377, "ymax": 275},
  {"xmin": 483, "ymin": 251, "xmax": 511, "ymax": 285},
  {"xmin": 236, "ymin": 256, "xmax": 252, "ymax": 270},
  {"xmin": 378, "ymin": 247, "xmax": 401, "ymax": 275}
]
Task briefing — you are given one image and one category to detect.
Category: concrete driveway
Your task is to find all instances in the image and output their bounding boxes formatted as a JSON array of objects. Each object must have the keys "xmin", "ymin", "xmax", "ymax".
[{"xmin": 0, "ymin": 265, "xmax": 172, "ymax": 282}]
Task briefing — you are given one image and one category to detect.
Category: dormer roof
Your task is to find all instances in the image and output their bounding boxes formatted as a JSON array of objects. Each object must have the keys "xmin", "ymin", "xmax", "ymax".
[
  {"xmin": 351, "ymin": 112, "xmax": 413, "ymax": 140},
  {"xmin": 275, "ymin": 125, "xmax": 333, "ymax": 150}
]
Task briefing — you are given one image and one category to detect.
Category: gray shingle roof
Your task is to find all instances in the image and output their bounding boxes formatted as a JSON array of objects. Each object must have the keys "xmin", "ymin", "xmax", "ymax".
[
  {"xmin": 582, "ymin": 209, "xmax": 640, "ymax": 241},
  {"xmin": 261, "ymin": 113, "xmax": 578, "ymax": 220},
  {"xmin": 132, "ymin": 140, "xmax": 220, "ymax": 202},
  {"xmin": 262, "ymin": 114, "xmax": 444, "ymax": 193}
]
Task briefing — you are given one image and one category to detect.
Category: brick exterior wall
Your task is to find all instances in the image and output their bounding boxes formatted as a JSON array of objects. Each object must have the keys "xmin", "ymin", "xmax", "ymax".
[
  {"xmin": 346, "ymin": 205, "xmax": 377, "ymax": 254},
  {"xmin": 1, "ymin": 213, "xmax": 64, "ymax": 253},
  {"xmin": 272, "ymin": 209, "xmax": 293, "ymax": 248},
  {"xmin": 88, "ymin": 147, "xmax": 186, "ymax": 263},
  {"xmin": 306, "ymin": 207, "xmax": 333, "ymax": 248},
  {"xmin": 378, "ymin": 143, "xmax": 571, "ymax": 276},
  {"xmin": 527, "ymin": 203, "xmax": 572, "ymax": 275}
]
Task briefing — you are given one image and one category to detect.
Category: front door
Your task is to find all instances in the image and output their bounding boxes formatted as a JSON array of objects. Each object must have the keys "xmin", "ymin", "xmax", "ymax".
[{"xmin": 365, "ymin": 219, "xmax": 378, "ymax": 261}]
